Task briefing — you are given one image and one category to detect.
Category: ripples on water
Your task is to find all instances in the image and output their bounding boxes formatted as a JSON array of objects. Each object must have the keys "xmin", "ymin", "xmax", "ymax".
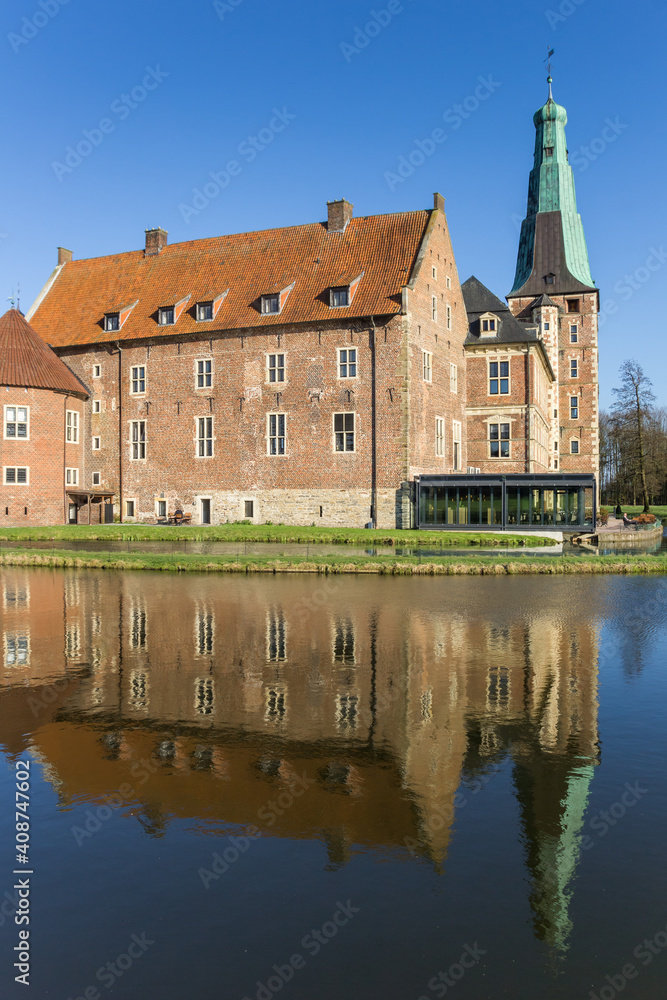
[{"xmin": 0, "ymin": 569, "xmax": 665, "ymax": 1000}]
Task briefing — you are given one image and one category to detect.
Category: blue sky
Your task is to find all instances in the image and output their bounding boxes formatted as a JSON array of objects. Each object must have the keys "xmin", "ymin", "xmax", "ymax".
[{"xmin": 1, "ymin": 0, "xmax": 665, "ymax": 407}]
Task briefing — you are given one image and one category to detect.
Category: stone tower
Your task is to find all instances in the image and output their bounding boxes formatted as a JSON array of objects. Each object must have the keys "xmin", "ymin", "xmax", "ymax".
[{"xmin": 507, "ymin": 77, "xmax": 599, "ymax": 478}]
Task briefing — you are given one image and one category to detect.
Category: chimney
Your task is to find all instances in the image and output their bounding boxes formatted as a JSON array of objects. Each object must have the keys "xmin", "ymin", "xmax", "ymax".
[
  {"xmin": 327, "ymin": 199, "xmax": 353, "ymax": 233},
  {"xmin": 57, "ymin": 247, "xmax": 73, "ymax": 265},
  {"xmin": 145, "ymin": 227, "xmax": 168, "ymax": 256},
  {"xmin": 433, "ymin": 192, "xmax": 445, "ymax": 212}
]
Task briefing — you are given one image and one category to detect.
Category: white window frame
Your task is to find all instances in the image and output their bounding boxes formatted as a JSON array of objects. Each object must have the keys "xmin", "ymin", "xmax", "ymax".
[
  {"xmin": 489, "ymin": 360, "xmax": 510, "ymax": 395},
  {"xmin": 104, "ymin": 313, "xmax": 119, "ymax": 333},
  {"xmin": 3, "ymin": 466, "xmax": 29, "ymax": 485},
  {"xmin": 267, "ymin": 353, "xmax": 286, "ymax": 383},
  {"xmin": 125, "ymin": 499, "xmax": 136, "ymax": 518},
  {"xmin": 570, "ymin": 439, "xmax": 580, "ymax": 455},
  {"xmin": 65, "ymin": 409, "xmax": 79, "ymax": 443},
  {"xmin": 130, "ymin": 420, "xmax": 146, "ymax": 460},
  {"xmin": 452, "ymin": 420, "xmax": 461, "ymax": 471},
  {"xmin": 435, "ymin": 417, "xmax": 445, "ymax": 458},
  {"xmin": 570, "ymin": 358, "xmax": 578, "ymax": 378},
  {"xmin": 570, "ymin": 396, "xmax": 579, "ymax": 420},
  {"xmin": 338, "ymin": 348, "xmax": 357, "ymax": 379},
  {"xmin": 158, "ymin": 306, "xmax": 175, "ymax": 326},
  {"xmin": 91, "ymin": 472, "xmax": 101, "ymax": 486},
  {"xmin": 93, "ymin": 364, "xmax": 102, "ymax": 378},
  {"xmin": 196, "ymin": 301, "xmax": 214, "ymax": 322},
  {"xmin": 446, "ymin": 275, "xmax": 451, "ymax": 289},
  {"xmin": 4, "ymin": 632, "xmax": 30, "ymax": 667},
  {"xmin": 570, "ymin": 324, "xmax": 578, "ymax": 343},
  {"xmin": 423, "ymin": 351, "xmax": 432, "ymax": 383},
  {"xmin": 130, "ymin": 366, "xmax": 146, "ymax": 395},
  {"xmin": 93, "ymin": 399, "xmax": 101, "ymax": 414},
  {"xmin": 432, "ymin": 266, "xmax": 437, "ymax": 279},
  {"xmin": 195, "ymin": 358, "xmax": 213, "ymax": 389},
  {"xmin": 450, "ymin": 363, "xmax": 458, "ymax": 393},
  {"xmin": 65, "ymin": 468, "xmax": 79, "ymax": 486},
  {"xmin": 268, "ymin": 413, "xmax": 286, "ymax": 456},
  {"xmin": 330, "ymin": 286, "xmax": 350, "ymax": 308},
  {"xmin": 92, "ymin": 436, "xmax": 101, "ymax": 450},
  {"xmin": 333, "ymin": 412, "xmax": 355, "ymax": 453},
  {"xmin": 261, "ymin": 294, "xmax": 280, "ymax": 315},
  {"xmin": 197, "ymin": 416, "xmax": 214, "ymax": 457},
  {"xmin": 432, "ymin": 296, "xmax": 437, "ymax": 321},
  {"xmin": 489, "ymin": 422, "xmax": 511, "ymax": 459},
  {"xmin": 4, "ymin": 405, "xmax": 30, "ymax": 441},
  {"xmin": 155, "ymin": 499, "xmax": 167, "ymax": 520}
]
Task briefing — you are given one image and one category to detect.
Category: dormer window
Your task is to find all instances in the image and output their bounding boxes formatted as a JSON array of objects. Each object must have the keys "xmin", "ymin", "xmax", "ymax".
[
  {"xmin": 330, "ymin": 287, "xmax": 350, "ymax": 308},
  {"xmin": 197, "ymin": 301, "xmax": 213, "ymax": 322},
  {"xmin": 195, "ymin": 290, "xmax": 228, "ymax": 322},
  {"xmin": 158, "ymin": 306, "xmax": 175, "ymax": 326},
  {"xmin": 545, "ymin": 274, "xmax": 555, "ymax": 285},
  {"xmin": 261, "ymin": 294, "xmax": 280, "ymax": 315},
  {"xmin": 104, "ymin": 313, "xmax": 120, "ymax": 332},
  {"xmin": 480, "ymin": 314, "xmax": 497, "ymax": 335}
]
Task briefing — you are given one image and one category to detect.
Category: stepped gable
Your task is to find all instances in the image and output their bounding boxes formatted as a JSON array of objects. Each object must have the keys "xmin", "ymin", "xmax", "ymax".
[{"xmin": 0, "ymin": 308, "xmax": 88, "ymax": 397}]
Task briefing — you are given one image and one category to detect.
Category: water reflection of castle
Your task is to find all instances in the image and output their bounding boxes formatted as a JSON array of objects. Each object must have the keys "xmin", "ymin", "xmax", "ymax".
[{"xmin": 1, "ymin": 568, "xmax": 600, "ymax": 950}]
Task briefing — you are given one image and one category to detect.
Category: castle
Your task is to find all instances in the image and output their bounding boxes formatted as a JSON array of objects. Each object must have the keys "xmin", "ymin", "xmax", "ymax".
[{"xmin": 1, "ymin": 79, "xmax": 598, "ymax": 529}]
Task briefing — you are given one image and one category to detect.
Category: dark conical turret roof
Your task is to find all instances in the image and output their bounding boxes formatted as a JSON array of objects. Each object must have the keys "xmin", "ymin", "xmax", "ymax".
[{"xmin": 0, "ymin": 309, "xmax": 87, "ymax": 397}]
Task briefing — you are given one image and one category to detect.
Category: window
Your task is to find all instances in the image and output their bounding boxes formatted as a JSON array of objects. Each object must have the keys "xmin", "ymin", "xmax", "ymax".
[
  {"xmin": 5, "ymin": 634, "xmax": 29, "ymax": 667},
  {"xmin": 4, "ymin": 406, "xmax": 29, "ymax": 439},
  {"xmin": 554, "ymin": 441, "xmax": 558, "ymax": 452},
  {"xmin": 489, "ymin": 361, "xmax": 509, "ymax": 394},
  {"xmin": 336, "ymin": 693, "xmax": 359, "ymax": 731},
  {"xmin": 570, "ymin": 358, "xmax": 578, "ymax": 378},
  {"xmin": 92, "ymin": 472, "xmax": 101, "ymax": 486},
  {"xmin": 546, "ymin": 274, "xmax": 555, "ymax": 285},
  {"xmin": 570, "ymin": 324, "xmax": 578, "ymax": 343},
  {"xmin": 156, "ymin": 499, "xmax": 167, "ymax": 519},
  {"xmin": 450, "ymin": 363, "xmax": 458, "ymax": 393},
  {"xmin": 489, "ymin": 423, "xmax": 510, "ymax": 458},
  {"xmin": 544, "ymin": 322, "xmax": 550, "ymax": 331},
  {"xmin": 432, "ymin": 296, "xmax": 437, "ymax": 321},
  {"xmin": 66, "ymin": 410, "xmax": 79, "ymax": 442},
  {"xmin": 446, "ymin": 275, "xmax": 451, "ymax": 289},
  {"xmin": 93, "ymin": 364, "xmax": 101, "ymax": 378},
  {"xmin": 261, "ymin": 294, "xmax": 280, "ymax": 314},
  {"xmin": 126, "ymin": 500, "xmax": 135, "ymax": 517},
  {"xmin": 92, "ymin": 436, "xmax": 101, "ymax": 450},
  {"xmin": 268, "ymin": 413, "xmax": 286, "ymax": 455},
  {"xmin": 93, "ymin": 400, "xmax": 101, "ymax": 414},
  {"xmin": 195, "ymin": 608, "xmax": 215, "ymax": 656},
  {"xmin": 65, "ymin": 468, "xmax": 79, "ymax": 485},
  {"xmin": 244, "ymin": 500, "xmax": 254, "ymax": 518},
  {"xmin": 435, "ymin": 417, "xmax": 445, "ymax": 458},
  {"xmin": 4, "ymin": 467, "xmax": 28, "ymax": 485},
  {"xmin": 195, "ymin": 678, "xmax": 214, "ymax": 715},
  {"xmin": 334, "ymin": 412, "xmax": 355, "ymax": 452},
  {"xmin": 333, "ymin": 618, "xmax": 355, "ymax": 663},
  {"xmin": 482, "ymin": 317, "xmax": 497, "ymax": 333},
  {"xmin": 330, "ymin": 287, "xmax": 350, "ymax": 308},
  {"xmin": 453, "ymin": 421, "xmax": 461, "ymax": 470},
  {"xmin": 338, "ymin": 348, "xmax": 357, "ymax": 378},
  {"xmin": 571, "ymin": 439, "xmax": 580, "ymax": 454},
  {"xmin": 570, "ymin": 396, "xmax": 579, "ymax": 419},
  {"xmin": 131, "ymin": 366, "xmax": 146, "ymax": 394},
  {"xmin": 432, "ymin": 266, "xmax": 437, "ymax": 279},
  {"xmin": 158, "ymin": 306, "xmax": 175, "ymax": 326},
  {"xmin": 268, "ymin": 353, "xmax": 285, "ymax": 383},
  {"xmin": 131, "ymin": 420, "xmax": 146, "ymax": 460},
  {"xmin": 567, "ymin": 299, "xmax": 580, "ymax": 313},
  {"xmin": 196, "ymin": 359, "xmax": 212, "ymax": 388},
  {"xmin": 423, "ymin": 351, "xmax": 432, "ymax": 382},
  {"xmin": 129, "ymin": 602, "xmax": 147, "ymax": 649},
  {"xmin": 104, "ymin": 313, "xmax": 119, "ymax": 332},
  {"xmin": 265, "ymin": 687, "xmax": 287, "ymax": 723},
  {"xmin": 545, "ymin": 146, "xmax": 554, "ymax": 157},
  {"xmin": 198, "ymin": 417, "xmax": 214, "ymax": 457},
  {"xmin": 130, "ymin": 671, "xmax": 148, "ymax": 710},
  {"xmin": 446, "ymin": 304, "xmax": 452, "ymax": 330},
  {"xmin": 196, "ymin": 301, "xmax": 213, "ymax": 322},
  {"xmin": 267, "ymin": 610, "xmax": 286, "ymax": 662}
]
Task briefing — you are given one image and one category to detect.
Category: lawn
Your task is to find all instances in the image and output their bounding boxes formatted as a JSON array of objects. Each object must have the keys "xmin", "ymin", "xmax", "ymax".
[{"xmin": 0, "ymin": 523, "xmax": 559, "ymax": 548}]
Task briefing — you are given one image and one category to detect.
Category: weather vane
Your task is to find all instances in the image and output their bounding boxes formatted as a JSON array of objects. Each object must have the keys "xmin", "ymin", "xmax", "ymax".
[{"xmin": 545, "ymin": 47, "xmax": 555, "ymax": 99}]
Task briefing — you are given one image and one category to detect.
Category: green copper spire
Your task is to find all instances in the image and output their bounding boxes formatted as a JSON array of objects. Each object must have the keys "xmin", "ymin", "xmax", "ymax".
[{"xmin": 509, "ymin": 78, "xmax": 596, "ymax": 297}]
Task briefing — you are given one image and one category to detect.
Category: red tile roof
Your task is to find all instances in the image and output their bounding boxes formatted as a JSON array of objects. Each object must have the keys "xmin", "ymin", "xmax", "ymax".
[
  {"xmin": 0, "ymin": 309, "xmax": 88, "ymax": 397},
  {"xmin": 29, "ymin": 211, "xmax": 431, "ymax": 347}
]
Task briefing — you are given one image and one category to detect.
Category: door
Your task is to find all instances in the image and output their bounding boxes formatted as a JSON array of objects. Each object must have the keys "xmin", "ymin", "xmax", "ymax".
[
  {"xmin": 104, "ymin": 503, "xmax": 114, "ymax": 524},
  {"xmin": 68, "ymin": 504, "xmax": 78, "ymax": 524},
  {"xmin": 201, "ymin": 499, "xmax": 211, "ymax": 525}
]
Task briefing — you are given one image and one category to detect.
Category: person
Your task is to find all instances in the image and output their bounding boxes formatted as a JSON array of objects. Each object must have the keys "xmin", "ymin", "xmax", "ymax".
[{"xmin": 622, "ymin": 512, "xmax": 635, "ymax": 527}]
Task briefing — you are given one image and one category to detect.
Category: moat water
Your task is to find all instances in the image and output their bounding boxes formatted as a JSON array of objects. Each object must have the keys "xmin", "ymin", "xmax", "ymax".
[{"xmin": 0, "ymin": 569, "xmax": 666, "ymax": 999}]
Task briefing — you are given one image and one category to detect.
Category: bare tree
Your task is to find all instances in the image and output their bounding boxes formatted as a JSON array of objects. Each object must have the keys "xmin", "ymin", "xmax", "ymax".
[{"xmin": 611, "ymin": 361, "xmax": 656, "ymax": 512}]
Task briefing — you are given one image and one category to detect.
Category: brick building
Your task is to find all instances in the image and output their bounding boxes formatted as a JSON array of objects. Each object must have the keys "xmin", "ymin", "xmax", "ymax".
[{"xmin": 2, "ymin": 80, "xmax": 598, "ymax": 529}]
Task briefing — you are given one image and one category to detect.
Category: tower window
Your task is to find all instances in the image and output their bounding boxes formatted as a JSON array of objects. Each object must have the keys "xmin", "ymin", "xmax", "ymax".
[
  {"xmin": 545, "ymin": 147, "xmax": 554, "ymax": 157},
  {"xmin": 567, "ymin": 299, "xmax": 580, "ymax": 313},
  {"xmin": 570, "ymin": 324, "xmax": 578, "ymax": 343},
  {"xmin": 489, "ymin": 361, "xmax": 509, "ymax": 395}
]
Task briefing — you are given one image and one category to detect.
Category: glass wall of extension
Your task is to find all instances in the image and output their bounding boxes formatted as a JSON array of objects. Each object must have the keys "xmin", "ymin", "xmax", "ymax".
[{"xmin": 416, "ymin": 475, "xmax": 597, "ymax": 531}]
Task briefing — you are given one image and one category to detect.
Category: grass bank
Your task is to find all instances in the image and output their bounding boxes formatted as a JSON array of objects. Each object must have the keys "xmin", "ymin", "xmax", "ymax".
[
  {"xmin": 619, "ymin": 505, "xmax": 667, "ymax": 520},
  {"xmin": 0, "ymin": 524, "xmax": 558, "ymax": 548},
  {"xmin": 1, "ymin": 546, "xmax": 665, "ymax": 576}
]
